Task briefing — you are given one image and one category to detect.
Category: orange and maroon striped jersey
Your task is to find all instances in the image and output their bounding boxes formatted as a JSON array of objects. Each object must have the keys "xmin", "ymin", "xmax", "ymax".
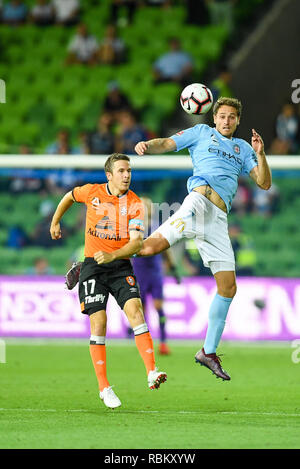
[{"xmin": 73, "ymin": 183, "xmax": 144, "ymax": 257}]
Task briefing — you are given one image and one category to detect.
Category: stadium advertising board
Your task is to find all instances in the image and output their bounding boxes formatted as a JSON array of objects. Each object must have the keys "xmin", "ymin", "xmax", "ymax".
[{"xmin": 0, "ymin": 276, "xmax": 300, "ymax": 340}]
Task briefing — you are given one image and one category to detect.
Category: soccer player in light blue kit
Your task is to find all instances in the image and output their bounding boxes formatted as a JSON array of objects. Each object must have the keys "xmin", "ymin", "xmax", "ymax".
[{"xmin": 134, "ymin": 97, "xmax": 272, "ymax": 381}]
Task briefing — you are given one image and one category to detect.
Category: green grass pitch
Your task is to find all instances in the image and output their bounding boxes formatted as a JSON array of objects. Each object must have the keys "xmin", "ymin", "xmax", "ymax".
[{"xmin": 0, "ymin": 340, "xmax": 299, "ymax": 449}]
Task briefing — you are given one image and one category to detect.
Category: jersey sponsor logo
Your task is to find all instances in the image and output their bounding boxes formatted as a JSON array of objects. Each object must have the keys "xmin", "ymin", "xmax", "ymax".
[
  {"xmin": 208, "ymin": 147, "xmax": 242, "ymax": 166},
  {"xmin": 87, "ymin": 227, "xmax": 121, "ymax": 241},
  {"xmin": 126, "ymin": 276, "xmax": 136, "ymax": 286}
]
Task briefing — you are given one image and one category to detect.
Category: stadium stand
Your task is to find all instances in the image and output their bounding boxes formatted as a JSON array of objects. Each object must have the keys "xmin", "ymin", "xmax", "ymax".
[
  {"xmin": 0, "ymin": 1, "xmax": 230, "ymax": 151},
  {"xmin": 0, "ymin": 175, "xmax": 299, "ymax": 277}
]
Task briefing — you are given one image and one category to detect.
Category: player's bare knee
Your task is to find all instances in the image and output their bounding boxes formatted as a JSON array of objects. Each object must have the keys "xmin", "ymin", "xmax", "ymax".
[
  {"xmin": 127, "ymin": 310, "xmax": 145, "ymax": 328},
  {"xmin": 219, "ymin": 282, "xmax": 237, "ymax": 298},
  {"xmin": 123, "ymin": 298, "xmax": 145, "ymax": 327},
  {"xmin": 89, "ymin": 310, "xmax": 107, "ymax": 335}
]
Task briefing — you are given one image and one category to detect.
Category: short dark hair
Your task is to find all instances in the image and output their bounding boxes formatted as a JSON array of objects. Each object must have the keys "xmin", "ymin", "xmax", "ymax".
[
  {"xmin": 213, "ymin": 97, "xmax": 242, "ymax": 117},
  {"xmin": 104, "ymin": 153, "xmax": 130, "ymax": 174}
]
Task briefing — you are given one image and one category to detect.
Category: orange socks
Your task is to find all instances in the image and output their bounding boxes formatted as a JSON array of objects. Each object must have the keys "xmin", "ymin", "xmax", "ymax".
[
  {"xmin": 134, "ymin": 324, "xmax": 156, "ymax": 374},
  {"xmin": 89, "ymin": 326, "xmax": 155, "ymax": 390},
  {"xmin": 89, "ymin": 336, "xmax": 110, "ymax": 392}
]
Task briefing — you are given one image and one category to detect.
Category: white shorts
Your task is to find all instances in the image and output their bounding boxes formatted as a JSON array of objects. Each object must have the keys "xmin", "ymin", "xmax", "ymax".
[{"xmin": 153, "ymin": 191, "xmax": 235, "ymax": 275}]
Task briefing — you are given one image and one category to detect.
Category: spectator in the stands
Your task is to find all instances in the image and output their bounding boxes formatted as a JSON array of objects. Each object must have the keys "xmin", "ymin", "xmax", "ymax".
[
  {"xmin": 210, "ymin": 65, "xmax": 233, "ymax": 101},
  {"xmin": 53, "ymin": 0, "xmax": 80, "ymax": 26},
  {"xmin": 66, "ymin": 23, "xmax": 99, "ymax": 66},
  {"xmin": 252, "ymin": 183, "xmax": 280, "ymax": 218},
  {"xmin": 275, "ymin": 102, "xmax": 300, "ymax": 154},
  {"xmin": 103, "ymin": 81, "xmax": 133, "ymax": 122},
  {"xmin": 30, "ymin": 0, "xmax": 55, "ymax": 26},
  {"xmin": 98, "ymin": 24, "xmax": 127, "ymax": 65},
  {"xmin": 77, "ymin": 130, "xmax": 90, "ymax": 154},
  {"xmin": 88, "ymin": 113, "xmax": 116, "ymax": 155},
  {"xmin": 109, "ymin": 0, "xmax": 138, "ymax": 27},
  {"xmin": 46, "ymin": 128, "xmax": 80, "ymax": 155},
  {"xmin": 152, "ymin": 37, "xmax": 194, "ymax": 86},
  {"xmin": 115, "ymin": 109, "xmax": 149, "ymax": 155},
  {"xmin": 26, "ymin": 257, "xmax": 55, "ymax": 275},
  {"xmin": 7, "ymin": 225, "xmax": 30, "ymax": 249},
  {"xmin": 268, "ymin": 138, "xmax": 290, "ymax": 155},
  {"xmin": 2, "ymin": 0, "xmax": 28, "ymax": 26}
]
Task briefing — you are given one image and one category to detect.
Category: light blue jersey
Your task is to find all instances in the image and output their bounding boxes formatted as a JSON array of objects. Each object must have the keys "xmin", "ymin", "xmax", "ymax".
[{"xmin": 171, "ymin": 124, "xmax": 258, "ymax": 212}]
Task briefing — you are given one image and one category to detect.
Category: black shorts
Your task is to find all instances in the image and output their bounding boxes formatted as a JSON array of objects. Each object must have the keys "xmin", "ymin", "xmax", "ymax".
[{"xmin": 78, "ymin": 257, "xmax": 141, "ymax": 315}]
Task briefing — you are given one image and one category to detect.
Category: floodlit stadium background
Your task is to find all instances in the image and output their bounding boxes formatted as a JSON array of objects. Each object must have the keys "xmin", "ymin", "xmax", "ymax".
[{"xmin": 1, "ymin": 0, "xmax": 300, "ymax": 342}]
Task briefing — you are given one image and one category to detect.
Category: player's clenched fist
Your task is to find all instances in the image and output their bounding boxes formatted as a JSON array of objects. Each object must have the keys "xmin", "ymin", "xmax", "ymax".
[
  {"xmin": 135, "ymin": 141, "xmax": 148, "ymax": 155},
  {"xmin": 94, "ymin": 250, "xmax": 115, "ymax": 265},
  {"xmin": 50, "ymin": 222, "xmax": 62, "ymax": 240}
]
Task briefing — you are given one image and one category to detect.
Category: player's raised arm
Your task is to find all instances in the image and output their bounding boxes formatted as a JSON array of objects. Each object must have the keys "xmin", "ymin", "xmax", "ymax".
[
  {"xmin": 135, "ymin": 137, "xmax": 176, "ymax": 155},
  {"xmin": 50, "ymin": 190, "xmax": 75, "ymax": 240},
  {"xmin": 249, "ymin": 129, "xmax": 272, "ymax": 190}
]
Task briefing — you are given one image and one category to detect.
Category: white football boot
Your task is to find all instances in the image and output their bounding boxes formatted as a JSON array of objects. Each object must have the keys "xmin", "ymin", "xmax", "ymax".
[
  {"xmin": 99, "ymin": 386, "xmax": 121, "ymax": 409},
  {"xmin": 147, "ymin": 367, "xmax": 167, "ymax": 390}
]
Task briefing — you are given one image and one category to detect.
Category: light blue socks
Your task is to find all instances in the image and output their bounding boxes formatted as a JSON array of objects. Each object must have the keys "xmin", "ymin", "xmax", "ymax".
[{"xmin": 203, "ymin": 293, "xmax": 233, "ymax": 354}]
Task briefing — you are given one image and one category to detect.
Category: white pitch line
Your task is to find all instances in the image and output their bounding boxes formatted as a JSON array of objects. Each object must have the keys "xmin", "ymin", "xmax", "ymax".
[{"xmin": 0, "ymin": 408, "xmax": 299, "ymax": 418}]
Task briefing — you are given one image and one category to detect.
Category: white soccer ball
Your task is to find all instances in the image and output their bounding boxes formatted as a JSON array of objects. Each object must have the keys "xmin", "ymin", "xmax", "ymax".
[{"xmin": 180, "ymin": 83, "xmax": 213, "ymax": 115}]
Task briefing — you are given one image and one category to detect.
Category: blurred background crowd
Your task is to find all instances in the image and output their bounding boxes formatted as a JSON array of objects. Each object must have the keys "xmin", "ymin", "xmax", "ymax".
[{"xmin": 0, "ymin": 0, "xmax": 300, "ymax": 279}]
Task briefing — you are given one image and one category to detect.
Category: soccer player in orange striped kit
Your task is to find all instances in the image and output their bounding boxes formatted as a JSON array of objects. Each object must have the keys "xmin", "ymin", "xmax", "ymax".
[{"xmin": 50, "ymin": 153, "xmax": 167, "ymax": 409}]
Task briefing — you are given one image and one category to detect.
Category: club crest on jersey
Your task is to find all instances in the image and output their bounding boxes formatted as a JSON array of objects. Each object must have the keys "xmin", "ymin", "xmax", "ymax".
[
  {"xmin": 120, "ymin": 206, "xmax": 127, "ymax": 216},
  {"xmin": 233, "ymin": 144, "xmax": 240, "ymax": 154},
  {"xmin": 126, "ymin": 276, "xmax": 135, "ymax": 286}
]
